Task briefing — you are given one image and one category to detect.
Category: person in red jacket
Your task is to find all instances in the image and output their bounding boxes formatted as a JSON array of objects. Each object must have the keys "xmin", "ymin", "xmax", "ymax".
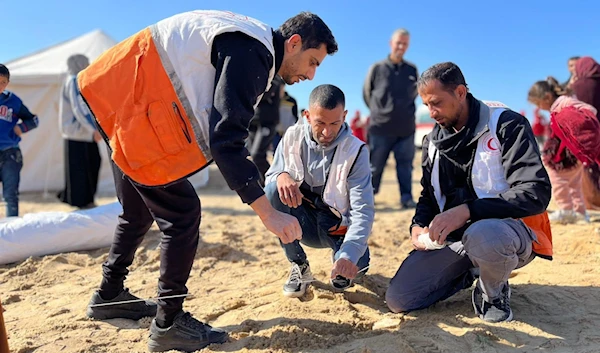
[
  {"xmin": 529, "ymin": 108, "xmax": 550, "ymax": 147},
  {"xmin": 350, "ymin": 110, "xmax": 368, "ymax": 142}
]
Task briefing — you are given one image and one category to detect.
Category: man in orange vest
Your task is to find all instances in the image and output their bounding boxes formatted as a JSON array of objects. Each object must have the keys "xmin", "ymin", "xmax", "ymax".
[
  {"xmin": 385, "ymin": 62, "xmax": 553, "ymax": 323},
  {"xmin": 78, "ymin": 10, "xmax": 337, "ymax": 352}
]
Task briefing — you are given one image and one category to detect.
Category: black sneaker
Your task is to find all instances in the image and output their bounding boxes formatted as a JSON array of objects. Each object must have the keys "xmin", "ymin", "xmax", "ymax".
[
  {"xmin": 330, "ymin": 275, "xmax": 352, "ymax": 292},
  {"xmin": 283, "ymin": 262, "xmax": 313, "ymax": 298},
  {"xmin": 329, "ymin": 263, "xmax": 368, "ymax": 291},
  {"xmin": 472, "ymin": 280, "xmax": 513, "ymax": 323},
  {"xmin": 147, "ymin": 311, "xmax": 228, "ymax": 352},
  {"xmin": 86, "ymin": 288, "xmax": 157, "ymax": 320}
]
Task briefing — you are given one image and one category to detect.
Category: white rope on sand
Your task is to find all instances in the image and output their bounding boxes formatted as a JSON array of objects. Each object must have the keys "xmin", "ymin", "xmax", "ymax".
[
  {"xmin": 4, "ymin": 294, "xmax": 192, "ymax": 324},
  {"xmin": 297, "ymin": 265, "xmax": 371, "ymax": 284},
  {"xmin": 88, "ymin": 293, "xmax": 191, "ymax": 308}
]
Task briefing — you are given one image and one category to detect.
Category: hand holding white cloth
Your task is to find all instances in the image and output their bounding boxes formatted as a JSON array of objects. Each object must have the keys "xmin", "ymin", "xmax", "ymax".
[{"xmin": 417, "ymin": 232, "xmax": 446, "ymax": 250}]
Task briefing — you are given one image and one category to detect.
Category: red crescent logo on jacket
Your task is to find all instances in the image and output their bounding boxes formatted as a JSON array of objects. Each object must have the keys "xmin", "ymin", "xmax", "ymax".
[{"xmin": 482, "ymin": 133, "xmax": 500, "ymax": 153}]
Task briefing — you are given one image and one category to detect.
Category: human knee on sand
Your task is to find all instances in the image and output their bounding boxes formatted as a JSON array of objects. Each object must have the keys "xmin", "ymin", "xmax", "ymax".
[
  {"xmin": 79, "ymin": 9, "xmax": 337, "ymax": 353},
  {"xmin": 385, "ymin": 62, "xmax": 553, "ymax": 324},
  {"xmin": 263, "ymin": 84, "xmax": 374, "ymax": 298}
]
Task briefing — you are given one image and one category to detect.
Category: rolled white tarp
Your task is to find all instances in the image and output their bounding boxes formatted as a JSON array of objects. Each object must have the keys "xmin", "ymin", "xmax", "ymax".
[{"xmin": 0, "ymin": 202, "xmax": 122, "ymax": 265}]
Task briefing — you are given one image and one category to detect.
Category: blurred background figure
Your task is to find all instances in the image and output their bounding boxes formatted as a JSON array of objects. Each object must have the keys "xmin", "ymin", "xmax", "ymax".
[
  {"xmin": 0, "ymin": 64, "xmax": 39, "ymax": 217},
  {"xmin": 350, "ymin": 110, "xmax": 368, "ymax": 143},
  {"xmin": 564, "ymin": 56, "xmax": 580, "ymax": 88},
  {"xmin": 247, "ymin": 76, "xmax": 284, "ymax": 185},
  {"xmin": 363, "ymin": 28, "xmax": 418, "ymax": 209},
  {"xmin": 273, "ymin": 87, "xmax": 299, "ymax": 150},
  {"xmin": 529, "ymin": 108, "xmax": 550, "ymax": 148},
  {"xmin": 528, "ymin": 77, "xmax": 597, "ymax": 223},
  {"xmin": 570, "ymin": 56, "xmax": 600, "ymax": 211},
  {"xmin": 57, "ymin": 54, "xmax": 101, "ymax": 209}
]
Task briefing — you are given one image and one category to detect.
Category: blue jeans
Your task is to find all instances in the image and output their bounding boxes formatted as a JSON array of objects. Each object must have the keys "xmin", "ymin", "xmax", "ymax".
[
  {"xmin": 265, "ymin": 182, "xmax": 370, "ymax": 271},
  {"xmin": 0, "ymin": 147, "xmax": 23, "ymax": 217},
  {"xmin": 368, "ymin": 133, "xmax": 415, "ymax": 204}
]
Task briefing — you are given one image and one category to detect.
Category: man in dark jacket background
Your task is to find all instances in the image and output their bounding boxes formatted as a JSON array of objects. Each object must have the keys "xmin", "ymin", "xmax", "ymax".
[
  {"xmin": 248, "ymin": 76, "xmax": 285, "ymax": 183},
  {"xmin": 363, "ymin": 28, "xmax": 418, "ymax": 209}
]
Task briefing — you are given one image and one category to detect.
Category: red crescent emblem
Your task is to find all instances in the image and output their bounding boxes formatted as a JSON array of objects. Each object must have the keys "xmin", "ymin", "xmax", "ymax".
[{"xmin": 487, "ymin": 138, "xmax": 498, "ymax": 151}]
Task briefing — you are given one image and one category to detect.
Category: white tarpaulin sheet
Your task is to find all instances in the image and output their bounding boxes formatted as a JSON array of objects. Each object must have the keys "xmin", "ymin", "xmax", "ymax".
[{"xmin": 0, "ymin": 202, "xmax": 122, "ymax": 265}]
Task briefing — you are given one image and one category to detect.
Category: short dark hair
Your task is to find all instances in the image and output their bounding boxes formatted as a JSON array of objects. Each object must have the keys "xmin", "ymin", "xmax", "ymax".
[
  {"xmin": 309, "ymin": 84, "xmax": 345, "ymax": 109},
  {"xmin": 417, "ymin": 62, "xmax": 468, "ymax": 93},
  {"xmin": 569, "ymin": 56, "xmax": 581, "ymax": 61},
  {"xmin": 279, "ymin": 12, "xmax": 338, "ymax": 55},
  {"xmin": 0, "ymin": 64, "xmax": 9, "ymax": 80}
]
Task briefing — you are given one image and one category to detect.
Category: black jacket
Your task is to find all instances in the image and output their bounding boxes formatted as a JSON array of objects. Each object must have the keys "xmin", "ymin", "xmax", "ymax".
[
  {"xmin": 363, "ymin": 58, "xmax": 418, "ymax": 137},
  {"xmin": 411, "ymin": 95, "xmax": 552, "ymax": 241},
  {"xmin": 251, "ymin": 76, "xmax": 284, "ymax": 127},
  {"xmin": 209, "ymin": 30, "xmax": 284, "ymax": 204}
]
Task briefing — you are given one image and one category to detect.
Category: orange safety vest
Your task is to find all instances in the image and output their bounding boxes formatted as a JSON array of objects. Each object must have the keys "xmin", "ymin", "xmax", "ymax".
[
  {"xmin": 78, "ymin": 28, "xmax": 207, "ymax": 187},
  {"xmin": 523, "ymin": 212, "xmax": 553, "ymax": 259}
]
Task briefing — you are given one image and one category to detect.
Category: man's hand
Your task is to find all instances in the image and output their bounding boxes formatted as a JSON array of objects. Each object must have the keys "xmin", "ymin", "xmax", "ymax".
[
  {"xmin": 428, "ymin": 204, "xmax": 470, "ymax": 244},
  {"xmin": 261, "ymin": 211, "xmax": 302, "ymax": 244},
  {"xmin": 331, "ymin": 258, "xmax": 358, "ymax": 279},
  {"xmin": 277, "ymin": 172, "xmax": 303, "ymax": 208},
  {"xmin": 250, "ymin": 195, "xmax": 302, "ymax": 244},
  {"xmin": 411, "ymin": 225, "xmax": 429, "ymax": 251},
  {"xmin": 13, "ymin": 126, "xmax": 22, "ymax": 137}
]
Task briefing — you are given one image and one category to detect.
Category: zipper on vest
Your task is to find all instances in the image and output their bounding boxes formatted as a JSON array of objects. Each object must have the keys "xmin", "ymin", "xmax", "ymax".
[{"xmin": 172, "ymin": 102, "xmax": 192, "ymax": 143}]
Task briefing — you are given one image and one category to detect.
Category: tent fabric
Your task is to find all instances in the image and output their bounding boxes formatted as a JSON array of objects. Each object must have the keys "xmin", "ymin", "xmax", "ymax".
[
  {"xmin": 0, "ymin": 202, "xmax": 122, "ymax": 265},
  {"xmin": 4, "ymin": 29, "xmax": 209, "ymax": 195}
]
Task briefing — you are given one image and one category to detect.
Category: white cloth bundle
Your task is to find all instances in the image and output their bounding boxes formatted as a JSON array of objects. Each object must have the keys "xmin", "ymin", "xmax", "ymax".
[{"xmin": 417, "ymin": 232, "xmax": 446, "ymax": 250}]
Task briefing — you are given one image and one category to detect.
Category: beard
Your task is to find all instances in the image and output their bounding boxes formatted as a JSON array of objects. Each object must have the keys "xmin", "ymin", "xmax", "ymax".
[
  {"xmin": 279, "ymin": 61, "xmax": 297, "ymax": 85},
  {"xmin": 281, "ymin": 74, "xmax": 294, "ymax": 85},
  {"xmin": 441, "ymin": 105, "xmax": 464, "ymax": 130}
]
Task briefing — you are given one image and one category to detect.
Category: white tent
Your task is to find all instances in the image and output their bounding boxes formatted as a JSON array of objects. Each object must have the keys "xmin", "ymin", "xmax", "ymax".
[{"xmin": 5, "ymin": 29, "xmax": 208, "ymax": 196}]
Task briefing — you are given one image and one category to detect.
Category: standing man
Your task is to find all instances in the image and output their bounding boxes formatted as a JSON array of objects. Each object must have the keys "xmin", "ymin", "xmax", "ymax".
[
  {"xmin": 363, "ymin": 28, "xmax": 418, "ymax": 209},
  {"xmin": 79, "ymin": 10, "xmax": 337, "ymax": 352}
]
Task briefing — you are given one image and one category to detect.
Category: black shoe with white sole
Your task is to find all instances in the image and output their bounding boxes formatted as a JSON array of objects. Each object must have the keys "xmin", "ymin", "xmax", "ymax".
[{"xmin": 472, "ymin": 280, "xmax": 513, "ymax": 323}]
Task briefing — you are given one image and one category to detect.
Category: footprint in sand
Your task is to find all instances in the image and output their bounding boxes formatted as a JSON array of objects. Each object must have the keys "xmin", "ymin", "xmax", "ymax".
[
  {"xmin": 203, "ymin": 299, "xmax": 247, "ymax": 321},
  {"xmin": 343, "ymin": 291, "xmax": 383, "ymax": 307},
  {"xmin": 47, "ymin": 308, "xmax": 70, "ymax": 318},
  {"xmin": 405, "ymin": 337, "xmax": 444, "ymax": 353}
]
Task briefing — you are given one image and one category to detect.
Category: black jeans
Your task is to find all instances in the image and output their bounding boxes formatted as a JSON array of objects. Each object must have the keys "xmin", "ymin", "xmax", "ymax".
[
  {"xmin": 100, "ymin": 161, "xmax": 200, "ymax": 324},
  {"xmin": 57, "ymin": 139, "xmax": 101, "ymax": 208}
]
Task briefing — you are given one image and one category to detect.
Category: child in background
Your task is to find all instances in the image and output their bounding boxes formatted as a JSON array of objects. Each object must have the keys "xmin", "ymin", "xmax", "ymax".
[
  {"xmin": 528, "ymin": 77, "xmax": 597, "ymax": 224},
  {"xmin": 0, "ymin": 64, "xmax": 39, "ymax": 217}
]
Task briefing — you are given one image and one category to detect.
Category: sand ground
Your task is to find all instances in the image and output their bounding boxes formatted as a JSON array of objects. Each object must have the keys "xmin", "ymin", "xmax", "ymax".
[{"xmin": 2, "ymin": 153, "xmax": 600, "ymax": 353}]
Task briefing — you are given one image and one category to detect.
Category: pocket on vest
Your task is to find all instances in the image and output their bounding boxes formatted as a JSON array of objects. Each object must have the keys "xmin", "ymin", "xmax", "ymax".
[{"xmin": 116, "ymin": 100, "xmax": 188, "ymax": 170}]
